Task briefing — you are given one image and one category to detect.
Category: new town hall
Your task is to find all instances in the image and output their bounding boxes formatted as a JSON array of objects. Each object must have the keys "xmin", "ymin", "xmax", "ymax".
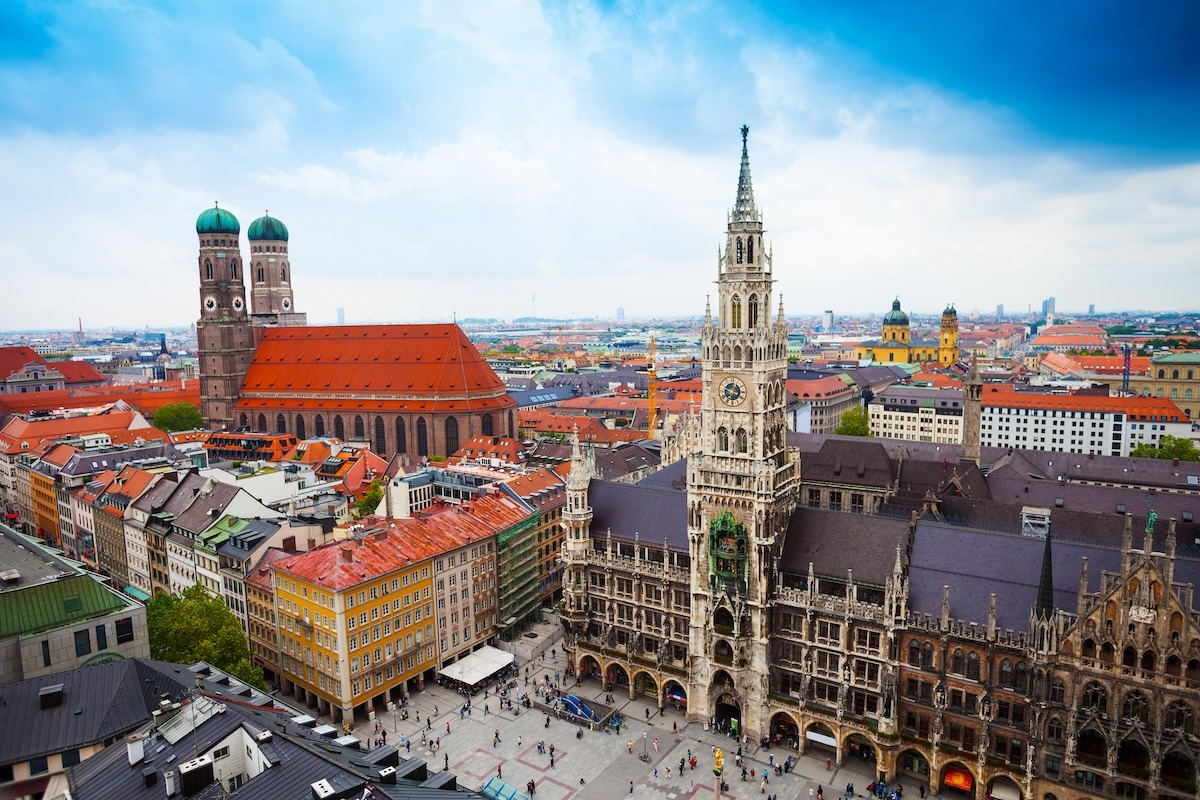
[{"xmin": 561, "ymin": 129, "xmax": 1200, "ymax": 800}]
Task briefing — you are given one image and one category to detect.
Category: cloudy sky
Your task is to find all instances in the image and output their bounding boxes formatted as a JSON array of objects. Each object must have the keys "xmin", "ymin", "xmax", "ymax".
[{"xmin": 1, "ymin": 1, "xmax": 1197, "ymax": 330}]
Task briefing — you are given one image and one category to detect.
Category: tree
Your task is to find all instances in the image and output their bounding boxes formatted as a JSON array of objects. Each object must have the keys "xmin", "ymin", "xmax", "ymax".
[
  {"xmin": 1130, "ymin": 435, "xmax": 1200, "ymax": 462},
  {"xmin": 352, "ymin": 478, "xmax": 383, "ymax": 519},
  {"xmin": 152, "ymin": 401, "xmax": 203, "ymax": 433},
  {"xmin": 147, "ymin": 584, "xmax": 266, "ymax": 689},
  {"xmin": 835, "ymin": 405, "xmax": 872, "ymax": 437}
]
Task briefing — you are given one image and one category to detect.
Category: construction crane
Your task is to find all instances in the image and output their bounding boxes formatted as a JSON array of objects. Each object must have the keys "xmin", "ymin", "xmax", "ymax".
[{"xmin": 646, "ymin": 335, "xmax": 659, "ymax": 439}]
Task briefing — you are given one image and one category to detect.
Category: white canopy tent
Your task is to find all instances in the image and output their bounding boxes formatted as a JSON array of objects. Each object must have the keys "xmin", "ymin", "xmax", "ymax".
[{"xmin": 438, "ymin": 645, "xmax": 515, "ymax": 688}]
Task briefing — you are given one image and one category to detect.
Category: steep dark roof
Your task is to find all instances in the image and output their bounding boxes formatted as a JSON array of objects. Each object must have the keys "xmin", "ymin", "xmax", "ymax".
[
  {"xmin": 779, "ymin": 508, "xmax": 910, "ymax": 586},
  {"xmin": 589, "ymin": 480, "xmax": 687, "ymax": 549},
  {"xmin": 801, "ymin": 439, "xmax": 897, "ymax": 489},
  {"xmin": 0, "ymin": 659, "xmax": 189, "ymax": 767}
]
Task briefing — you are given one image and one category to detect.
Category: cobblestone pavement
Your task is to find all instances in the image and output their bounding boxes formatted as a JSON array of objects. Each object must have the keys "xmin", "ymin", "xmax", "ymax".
[{"xmin": 311, "ymin": 651, "xmax": 933, "ymax": 800}]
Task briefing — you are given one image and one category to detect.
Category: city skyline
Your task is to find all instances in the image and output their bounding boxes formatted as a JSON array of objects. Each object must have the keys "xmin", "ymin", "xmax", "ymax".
[{"xmin": 1, "ymin": 1, "xmax": 1197, "ymax": 330}]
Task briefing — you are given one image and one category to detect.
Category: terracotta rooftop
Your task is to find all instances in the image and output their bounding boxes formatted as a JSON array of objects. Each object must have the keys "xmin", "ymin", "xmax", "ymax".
[
  {"xmin": 982, "ymin": 385, "xmax": 1187, "ymax": 420},
  {"xmin": 277, "ymin": 492, "xmax": 531, "ymax": 589},
  {"xmin": 237, "ymin": 324, "xmax": 515, "ymax": 414}
]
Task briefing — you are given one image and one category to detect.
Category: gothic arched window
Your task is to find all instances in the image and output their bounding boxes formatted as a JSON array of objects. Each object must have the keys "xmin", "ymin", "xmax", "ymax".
[
  {"xmin": 966, "ymin": 652, "xmax": 980, "ymax": 681},
  {"xmin": 257, "ymin": 264, "xmax": 264, "ymax": 282},
  {"xmin": 239, "ymin": 414, "xmax": 249, "ymax": 428},
  {"xmin": 717, "ymin": 427, "xmax": 729, "ymax": 451},
  {"xmin": 1122, "ymin": 690, "xmax": 1149, "ymax": 722},
  {"xmin": 481, "ymin": 413, "xmax": 493, "ymax": 436},
  {"xmin": 1015, "ymin": 663, "xmax": 1029, "ymax": 692},
  {"xmin": 257, "ymin": 413, "xmax": 267, "ymax": 431},
  {"xmin": 908, "ymin": 641, "xmax": 921, "ymax": 667},
  {"xmin": 334, "ymin": 415, "xmax": 345, "ymax": 440},
  {"xmin": 374, "ymin": 416, "xmax": 386, "ymax": 454},
  {"xmin": 920, "ymin": 642, "xmax": 933, "ymax": 669},
  {"xmin": 445, "ymin": 417, "xmax": 459, "ymax": 455},
  {"xmin": 204, "ymin": 260, "xmax": 213, "ymax": 280},
  {"xmin": 281, "ymin": 265, "xmax": 287, "ymax": 281},
  {"xmin": 295, "ymin": 415, "xmax": 306, "ymax": 440},
  {"xmin": 951, "ymin": 649, "xmax": 966, "ymax": 675},
  {"xmin": 747, "ymin": 237, "xmax": 754, "ymax": 263},
  {"xmin": 231, "ymin": 260, "xmax": 238, "ymax": 279},
  {"xmin": 354, "ymin": 415, "xmax": 365, "ymax": 439},
  {"xmin": 508, "ymin": 410, "xmax": 514, "ymax": 437},
  {"xmin": 736, "ymin": 238, "xmax": 743, "ymax": 263},
  {"xmin": 748, "ymin": 295, "xmax": 759, "ymax": 328},
  {"xmin": 1082, "ymin": 682, "xmax": 1107, "ymax": 712},
  {"xmin": 396, "ymin": 418, "xmax": 407, "ymax": 453},
  {"xmin": 417, "ymin": 418, "xmax": 429, "ymax": 456},
  {"xmin": 735, "ymin": 428, "xmax": 748, "ymax": 453},
  {"xmin": 314, "ymin": 414, "xmax": 325, "ymax": 437},
  {"xmin": 999, "ymin": 660, "xmax": 1014, "ymax": 687},
  {"xmin": 731, "ymin": 296, "xmax": 742, "ymax": 329},
  {"xmin": 275, "ymin": 414, "xmax": 286, "ymax": 434}
]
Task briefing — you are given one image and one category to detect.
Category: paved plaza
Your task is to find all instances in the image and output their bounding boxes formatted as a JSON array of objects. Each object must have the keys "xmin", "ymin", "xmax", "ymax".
[{"xmin": 313, "ymin": 651, "xmax": 933, "ymax": 800}]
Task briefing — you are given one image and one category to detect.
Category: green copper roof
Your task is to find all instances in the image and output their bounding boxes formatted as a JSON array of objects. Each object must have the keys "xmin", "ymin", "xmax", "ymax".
[
  {"xmin": 883, "ymin": 298, "xmax": 909, "ymax": 325},
  {"xmin": 943, "ymin": 304, "xmax": 957, "ymax": 316},
  {"xmin": 248, "ymin": 212, "xmax": 289, "ymax": 241},
  {"xmin": 0, "ymin": 574, "xmax": 131, "ymax": 638},
  {"xmin": 196, "ymin": 203, "xmax": 241, "ymax": 235}
]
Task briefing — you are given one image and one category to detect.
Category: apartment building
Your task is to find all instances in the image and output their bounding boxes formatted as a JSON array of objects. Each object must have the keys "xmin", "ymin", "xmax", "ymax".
[{"xmin": 869, "ymin": 386, "xmax": 965, "ymax": 443}]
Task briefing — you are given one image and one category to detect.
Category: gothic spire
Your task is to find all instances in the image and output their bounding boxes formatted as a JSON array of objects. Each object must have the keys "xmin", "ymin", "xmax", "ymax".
[
  {"xmin": 1034, "ymin": 525, "xmax": 1055, "ymax": 620},
  {"xmin": 733, "ymin": 125, "xmax": 758, "ymax": 222}
]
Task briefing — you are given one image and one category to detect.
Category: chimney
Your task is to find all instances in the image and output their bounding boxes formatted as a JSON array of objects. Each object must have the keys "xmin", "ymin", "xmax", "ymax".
[
  {"xmin": 127, "ymin": 732, "xmax": 146, "ymax": 765},
  {"xmin": 340, "ymin": 546, "xmax": 354, "ymax": 564},
  {"xmin": 282, "ymin": 535, "xmax": 296, "ymax": 552},
  {"xmin": 307, "ymin": 537, "xmax": 316, "ymax": 550},
  {"xmin": 164, "ymin": 769, "xmax": 178, "ymax": 796}
]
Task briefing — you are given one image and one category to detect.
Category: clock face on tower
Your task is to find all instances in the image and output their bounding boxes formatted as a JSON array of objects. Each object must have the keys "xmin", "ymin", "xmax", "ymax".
[
  {"xmin": 281, "ymin": 297, "xmax": 292, "ymax": 310},
  {"xmin": 232, "ymin": 296, "xmax": 245, "ymax": 312},
  {"xmin": 203, "ymin": 296, "xmax": 217, "ymax": 312},
  {"xmin": 720, "ymin": 376, "xmax": 747, "ymax": 406}
]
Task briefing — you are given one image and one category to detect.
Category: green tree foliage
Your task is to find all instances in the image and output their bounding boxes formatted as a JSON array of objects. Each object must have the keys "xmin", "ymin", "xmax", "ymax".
[
  {"xmin": 147, "ymin": 584, "xmax": 265, "ymax": 689},
  {"xmin": 835, "ymin": 405, "xmax": 872, "ymax": 437},
  {"xmin": 152, "ymin": 401, "xmax": 203, "ymax": 433},
  {"xmin": 352, "ymin": 478, "xmax": 383, "ymax": 519},
  {"xmin": 1130, "ymin": 435, "xmax": 1200, "ymax": 462}
]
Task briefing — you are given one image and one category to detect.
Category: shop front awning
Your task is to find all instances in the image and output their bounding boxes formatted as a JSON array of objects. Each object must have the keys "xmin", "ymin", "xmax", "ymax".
[
  {"xmin": 805, "ymin": 729, "xmax": 837, "ymax": 748},
  {"xmin": 989, "ymin": 779, "xmax": 1020, "ymax": 800},
  {"xmin": 438, "ymin": 645, "xmax": 515, "ymax": 688}
]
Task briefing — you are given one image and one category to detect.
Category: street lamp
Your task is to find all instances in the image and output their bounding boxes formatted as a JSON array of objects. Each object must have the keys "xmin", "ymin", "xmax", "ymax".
[{"xmin": 639, "ymin": 731, "xmax": 651, "ymax": 763}]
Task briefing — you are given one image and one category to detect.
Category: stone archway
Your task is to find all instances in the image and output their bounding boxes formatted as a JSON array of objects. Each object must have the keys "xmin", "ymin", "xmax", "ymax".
[
  {"xmin": 804, "ymin": 720, "xmax": 838, "ymax": 759},
  {"xmin": 939, "ymin": 762, "xmax": 977, "ymax": 797},
  {"xmin": 632, "ymin": 669, "xmax": 658, "ymax": 702},
  {"xmin": 1161, "ymin": 749, "xmax": 1196, "ymax": 794},
  {"xmin": 987, "ymin": 775, "xmax": 1022, "ymax": 800},
  {"xmin": 898, "ymin": 748, "xmax": 930, "ymax": 781},
  {"xmin": 845, "ymin": 732, "xmax": 877, "ymax": 767},
  {"xmin": 578, "ymin": 654, "xmax": 601, "ymax": 682},
  {"xmin": 606, "ymin": 662, "xmax": 630, "ymax": 691},
  {"xmin": 664, "ymin": 679, "xmax": 687, "ymax": 712},
  {"xmin": 769, "ymin": 711, "xmax": 800, "ymax": 750}
]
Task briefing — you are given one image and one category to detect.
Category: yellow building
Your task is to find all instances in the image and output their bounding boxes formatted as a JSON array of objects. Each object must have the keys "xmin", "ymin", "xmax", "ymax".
[
  {"xmin": 854, "ymin": 299, "xmax": 959, "ymax": 365},
  {"xmin": 273, "ymin": 528, "xmax": 443, "ymax": 725}
]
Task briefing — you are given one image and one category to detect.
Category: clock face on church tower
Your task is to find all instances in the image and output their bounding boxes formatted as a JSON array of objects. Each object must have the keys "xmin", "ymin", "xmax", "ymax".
[
  {"xmin": 203, "ymin": 296, "xmax": 217, "ymax": 313},
  {"xmin": 720, "ymin": 376, "xmax": 747, "ymax": 406}
]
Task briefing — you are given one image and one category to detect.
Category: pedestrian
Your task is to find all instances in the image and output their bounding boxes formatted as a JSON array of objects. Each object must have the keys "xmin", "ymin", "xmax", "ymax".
[
  {"xmin": 666, "ymin": 766, "xmax": 672, "ymax": 778},
  {"xmin": 485, "ymin": 703, "xmax": 489, "ymax": 715},
  {"xmin": 550, "ymin": 755, "xmax": 555, "ymax": 768},
  {"xmin": 495, "ymin": 728, "xmax": 501, "ymax": 743},
  {"xmin": 918, "ymin": 788, "xmax": 925, "ymax": 800},
  {"xmin": 550, "ymin": 744, "xmax": 555, "ymax": 758},
  {"xmin": 446, "ymin": 722, "xmax": 451, "ymax": 734},
  {"xmin": 493, "ymin": 735, "xmax": 498, "ymax": 748},
  {"xmin": 826, "ymin": 758, "xmax": 832, "ymax": 771},
  {"xmin": 741, "ymin": 767, "xmax": 747, "ymax": 781},
  {"xmin": 628, "ymin": 740, "xmax": 634, "ymax": 753},
  {"xmin": 679, "ymin": 758, "xmax": 685, "ymax": 774},
  {"xmin": 769, "ymin": 753, "xmax": 774, "ymax": 767},
  {"xmin": 760, "ymin": 777, "xmax": 766, "ymax": 793},
  {"xmin": 653, "ymin": 738, "xmax": 660, "ymax": 752},
  {"xmin": 406, "ymin": 740, "xmax": 411, "ymax": 753},
  {"xmin": 673, "ymin": 721, "xmax": 677, "ymax": 733},
  {"xmin": 630, "ymin": 780, "xmax": 634, "ymax": 794},
  {"xmin": 645, "ymin": 708, "xmax": 651, "ymax": 721},
  {"xmin": 654, "ymin": 768, "xmax": 659, "ymax": 778},
  {"xmin": 497, "ymin": 765, "xmax": 502, "ymax": 779},
  {"xmin": 518, "ymin": 736, "xmax": 523, "ymax": 747}
]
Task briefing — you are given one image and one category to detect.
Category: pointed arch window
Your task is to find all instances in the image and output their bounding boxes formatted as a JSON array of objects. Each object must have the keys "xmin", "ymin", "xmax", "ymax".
[
  {"xmin": 717, "ymin": 427, "xmax": 729, "ymax": 451},
  {"xmin": 354, "ymin": 415, "xmax": 365, "ymax": 439},
  {"xmin": 735, "ymin": 428, "xmax": 748, "ymax": 453},
  {"xmin": 445, "ymin": 417, "xmax": 459, "ymax": 455},
  {"xmin": 416, "ymin": 418, "xmax": 429, "ymax": 456},
  {"xmin": 508, "ymin": 410, "xmax": 514, "ymax": 437},
  {"xmin": 951, "ymin": 649, "xmax": 966, "ymax": 675},
  {"xmin": 999, "ymin": 660, "xmax": 1014, "ymax": 686},
  {"xmin": 1081, "ymin": 682, "xmax": 1107, "ymax": 712},
  {"xmin": 256, "ymin": 264, "xmax": 264, "ymax": 282},
  {"xmin": 281, "ymin": 265, "xmax": 287, "ymax": 281},
  {"xmin": 396, "ymin": 417, "xmax": 407, "ymax": 453},
  {"xmin": 731, "ymin": 296, "xmax": 742, "ymax": 329},
  {"xmin": 295, "ymin": 415, "xmax": 306, "ymax": 440},
  {"xmin": 239, "ymin": 414, "xmax": 249, "ymax": 428},
  {"xmin": 966, "ymin": 652, "xmax": 980, "ymax": 680},
  {"xmin": 256, "ymin": 413, "xmax": 267, "ymax": 431},
  {"xmin": 481, "ymin": 413, "xmax": 493, "ymax": 436},
  {"xmin": 907, "ymin": 640, "xmax": 921, "ymax": 667},
  {"xmin": 1122, "ymin": 690, "xmax": 1149, "ymax": 722},
  {"xmin": 920, "ymin": 642, "xmax": 933, "ymax": 669},
  {"xmin": 736, "ymin": 238, "xmax": 743, "ymax": 263},
  {"xmin": 1014, "ymin": 663, "xmax": 1029, "ymax": 692},
  {"xmin": 374, "ymin": 416, "xmax": 386, "ymax": 454},
  {"xmin": 231, "ymin": 260, "xmax": 239, "ymax": 280},
  {"xmin": 205, "ymin": 260, "xmax": 213, "ymax": 280},
  {"xmin": 748, "ymin": 294, "xmax": 759, "ymax": 329},
  {"xmin": 334, "ymin": 415, "xmax": 345, "ymax": 440},
  {"xmin": 314, "ymin": 414, "xmax": 325, "ymax": 437},
  {"xmin": 275, "ymin": 414, "xmax": 286, "ymax": 434}
]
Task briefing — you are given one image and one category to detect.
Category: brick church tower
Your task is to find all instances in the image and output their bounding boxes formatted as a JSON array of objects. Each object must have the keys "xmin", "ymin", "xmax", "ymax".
[{"xmin": 195, "ymin": 203, "xmax": 255, "ymax": 431}]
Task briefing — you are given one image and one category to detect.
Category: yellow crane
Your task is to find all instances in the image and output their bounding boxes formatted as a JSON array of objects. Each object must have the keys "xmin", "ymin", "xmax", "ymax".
[{"xmin": 646, "ymin": 335, "xmax": 658, "ymax": 439}]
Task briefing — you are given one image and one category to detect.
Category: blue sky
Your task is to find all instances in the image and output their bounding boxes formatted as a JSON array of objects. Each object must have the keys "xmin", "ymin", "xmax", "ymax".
[{"xmin": 1, "ymin": 0, "xmax": 1197, "ymax": 329}]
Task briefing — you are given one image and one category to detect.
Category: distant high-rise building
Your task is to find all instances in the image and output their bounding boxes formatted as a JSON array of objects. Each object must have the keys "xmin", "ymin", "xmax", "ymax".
[
  {"xmin": 822, "ymin": 309, "xmax": 834, "ymax": 331},
  {"xmin": 1041, "ymin": 296, "xmax": 1056, "ymax": 319},
  {"xmin": 1088, "ymin": 303, "xmax": 1096, "ymax": 316},
  {"xmin": 336, "ymin": 307, "xmax": 345, "ymax": 325},
  {"xmin": 616, "ymin": 306, "xmax": 625, "ymax": 321},
  {"xmin": 996, "ymin": 304, "xmax": 1004, "ymax": 318}
]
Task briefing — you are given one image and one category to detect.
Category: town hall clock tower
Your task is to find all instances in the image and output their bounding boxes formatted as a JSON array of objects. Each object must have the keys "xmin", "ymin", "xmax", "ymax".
[{"xmin": 686, "ymin": 127, "xmax": 801, "ymax": 738}]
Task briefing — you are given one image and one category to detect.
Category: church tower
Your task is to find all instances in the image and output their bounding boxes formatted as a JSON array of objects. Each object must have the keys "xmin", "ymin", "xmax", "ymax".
[
  {"xmin": 247, "ymin": 212, "xmax": 306, "ymax": 327},
  {"xmin": 881, "ymin": 298, "xmax": 911, "ymax": 344},
  {"xmin": 560, "ymin": 432, "xmax": 593, "ymax": 640},
  {"xmin": 195, "ymin": 203, "xmax": 255, "ymax": 431},
  {"xmin": 961, "ymin": 355, "xmax": 982, "ymax": 465},
  {"xmin": 685, "ymin": 127, "xmax": 801, "ymax": 739},
  {"xmin": 938, "ymin": 304, "xmax": 959, "ymax": 366}
]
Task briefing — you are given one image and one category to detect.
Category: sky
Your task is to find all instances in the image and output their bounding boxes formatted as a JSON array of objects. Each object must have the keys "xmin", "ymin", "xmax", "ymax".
[{"xmin": 1, "ymin": 1, "xmax": 1198, "ymax": 330}]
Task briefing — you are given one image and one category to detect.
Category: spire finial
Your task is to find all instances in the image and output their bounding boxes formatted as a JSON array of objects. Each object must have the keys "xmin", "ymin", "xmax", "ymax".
[
  {"xmin": 733, "ymin": 125, "xmax": 758, "ymax": 222},
  {"xmin": 1034, "ymin": 525, "xmax": 1056, "ymax": 620}
]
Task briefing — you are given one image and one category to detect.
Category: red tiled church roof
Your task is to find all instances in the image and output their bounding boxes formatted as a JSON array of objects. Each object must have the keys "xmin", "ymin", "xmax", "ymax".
[{"xmin": 237, "ymin": 324, "xmax": 515, "ymax": 414}]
